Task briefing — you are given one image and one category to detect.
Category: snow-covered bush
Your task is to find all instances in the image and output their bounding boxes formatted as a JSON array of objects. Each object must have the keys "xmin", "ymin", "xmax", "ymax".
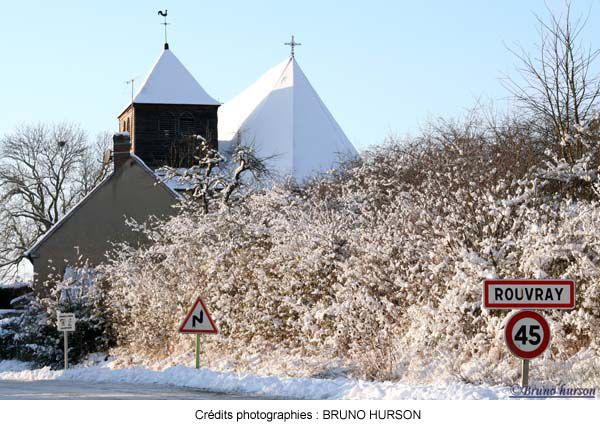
[
  {"xmin": 101, "ymin": 112, "xmax": 600, "ymax": 384},
  {"xmin": 2, "ymin": 266, "xmax": 112, "ymax": 368},
  {"xmin": 0, "ymin": 313, "xmax": 20, "ymax": 360}
]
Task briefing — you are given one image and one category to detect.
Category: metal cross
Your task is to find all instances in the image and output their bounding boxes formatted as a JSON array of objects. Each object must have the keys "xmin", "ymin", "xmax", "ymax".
[
  {"xmin": 158, "ymin": 10, "xmax": 170, "ymax": 45},
  {"xmin": 285, "ymin": 35, "xmax": 301, "ymax": 58}
]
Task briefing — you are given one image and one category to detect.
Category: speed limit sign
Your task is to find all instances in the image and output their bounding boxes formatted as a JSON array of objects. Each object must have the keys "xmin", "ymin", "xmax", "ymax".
[{"xmin": 504, "ymin": 310, "xmax": 551, "ymax": 359}]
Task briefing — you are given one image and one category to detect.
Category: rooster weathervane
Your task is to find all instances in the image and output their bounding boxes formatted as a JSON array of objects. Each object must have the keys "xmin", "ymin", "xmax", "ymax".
[{"xmin": 158, "ymin": 10, "xmax": 170, "ymax": 47}]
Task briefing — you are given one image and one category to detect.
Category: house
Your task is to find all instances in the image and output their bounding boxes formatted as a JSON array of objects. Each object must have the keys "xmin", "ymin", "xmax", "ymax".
[
  {"xmin": 24, "ymin": 133, "xmax": 181, "ymax": 292},
  {"xmin": 23, "ymin": 40, "xmax": 358, "ymax": 291}
]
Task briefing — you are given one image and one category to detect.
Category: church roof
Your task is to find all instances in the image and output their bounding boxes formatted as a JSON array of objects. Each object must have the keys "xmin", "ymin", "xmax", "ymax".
[
  {"xmin": 218, "ymin": 57, "xmax": 359, "ymax": 182},
  {"xmin": 133, "ymin": 46, "xmax": 220, "ymax": 106}
]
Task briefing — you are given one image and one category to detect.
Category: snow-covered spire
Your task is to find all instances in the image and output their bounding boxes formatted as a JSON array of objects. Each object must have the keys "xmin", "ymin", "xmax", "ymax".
[
  {"xmin": 218, "ymin": 57, "xmax": 359, "ymax": 182},
  {"xmin": 132, "ymin": 47, "xmax": 219, "ymax": 106}
]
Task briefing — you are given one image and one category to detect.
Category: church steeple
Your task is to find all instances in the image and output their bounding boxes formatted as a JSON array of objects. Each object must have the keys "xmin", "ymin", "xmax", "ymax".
[
  {"xmin": 131, "ymin": 48, "xmax": 219, "ymax": 106},
  {"xmin": 218, "ymin": 53, "xmax": 358, "ymax": 181},
  {"xmin": 118, "ymin": 45, "xmax": 220, "ymax": 168}
]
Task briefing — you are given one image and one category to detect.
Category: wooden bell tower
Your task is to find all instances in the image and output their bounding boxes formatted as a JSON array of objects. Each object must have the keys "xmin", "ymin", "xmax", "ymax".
[{"xmin": 118, "ymin": 42, "xmax": 220, "ymax": 169}]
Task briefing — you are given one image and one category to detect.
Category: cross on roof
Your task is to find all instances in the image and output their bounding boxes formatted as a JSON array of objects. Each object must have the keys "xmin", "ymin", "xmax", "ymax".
[{"xmin": 285, "ymin": 35, "xmax": 301, "ymax": 58}]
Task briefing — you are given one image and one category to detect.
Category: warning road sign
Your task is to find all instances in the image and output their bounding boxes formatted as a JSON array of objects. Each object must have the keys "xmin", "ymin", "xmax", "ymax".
[
  {"xmin": 483, "ymin": 279, "xmax": 575, "ymax": 309},
  {"xmin": 504, "ymin": 310, "xmax": 551, "ymax": 360},
  {"xmin": 179, "ymin": 297, "xmax": 218, "ymax": 334}
]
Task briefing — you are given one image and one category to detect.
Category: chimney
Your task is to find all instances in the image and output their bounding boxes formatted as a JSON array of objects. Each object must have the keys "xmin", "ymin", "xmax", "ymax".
[{"xmin": 112, "ymin": 132, "xmax": 131, "ymax": 170}]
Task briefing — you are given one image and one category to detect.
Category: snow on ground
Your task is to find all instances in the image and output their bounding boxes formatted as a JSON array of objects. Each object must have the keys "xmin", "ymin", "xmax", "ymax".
[
  {"xmin": 0, "ymin": 360, "xmax": 31, "ymax": 373},
  {"xmin": 0, "ymin": 309, "xmax": 22, "ymax": 315},
  {"xmin": 0, "ymin": 360, "xmax": 509, "ymax": 399},
  {"xmin": 0, "ymin": 282, "xmax": 29, "ymax": 289}
]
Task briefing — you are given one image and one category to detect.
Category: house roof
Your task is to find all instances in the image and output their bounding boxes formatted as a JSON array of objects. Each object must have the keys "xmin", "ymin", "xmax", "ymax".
[
  {"xmin": 217, "ymin": 56, "xmax": 359, "ymax": 182},
  {"xmin": 132, "ymin": 46, "xmax": 220, "ymax": 106},
  {"xmin": 23, "ymin": 155, "xmax": 181, "ymax": 259}
]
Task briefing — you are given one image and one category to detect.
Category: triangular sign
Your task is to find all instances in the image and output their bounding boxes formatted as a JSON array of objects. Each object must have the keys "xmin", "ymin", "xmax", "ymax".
[{"xmin": 179, "ymin": 297, "xmax": 218, "ymax": 334}]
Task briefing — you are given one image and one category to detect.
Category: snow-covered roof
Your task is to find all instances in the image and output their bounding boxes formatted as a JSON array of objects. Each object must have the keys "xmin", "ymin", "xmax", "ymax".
[
  {"xmin": 24, "ymin": 154, "xmax": 181, "ymax": 259},
  {"xmin": 129, "ymin": 154, "xmax": 186, "ymax": 198},
  {"xmin": 218, "ymin": 57, "xmax": 359, "ymax": 182},
  {"xmin": 133, "ymin": 46, "xmax": 220, "ymax": 106}
]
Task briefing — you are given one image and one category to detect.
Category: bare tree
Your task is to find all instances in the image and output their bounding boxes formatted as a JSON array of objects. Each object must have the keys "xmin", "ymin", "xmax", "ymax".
[
  {"xmin": 159, "ymin": 134, "xmax": 271, "ymax": 214},
  {"xmin": 503, "ymin": 2, "xmax": 600, "ymax": 162},
  {"xmin": 0, "ymin": 123, "xmax": 111, "ymax": 280},
  {"xmin": 165, "ymin": 125, "xmax": 218, "ymax": 168}
]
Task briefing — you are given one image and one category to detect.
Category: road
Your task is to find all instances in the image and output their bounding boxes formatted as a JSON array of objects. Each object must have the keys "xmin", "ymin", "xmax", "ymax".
[{"xmin": 0, "ymin": 379, "xmax": 271, "ymax": 400}]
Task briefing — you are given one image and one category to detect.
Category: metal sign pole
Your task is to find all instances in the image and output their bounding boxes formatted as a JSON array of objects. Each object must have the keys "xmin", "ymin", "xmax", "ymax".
[
  {"xmin": 521, "ymin": 359, "xmax": 529, "ymax": 387},
  {"xmin": 195, "ymin": 334, "xmax": 200, "ymax": 369},
  {"xmin": 64, "ymin": 331, "xmax": 68, "ymax": 370}
]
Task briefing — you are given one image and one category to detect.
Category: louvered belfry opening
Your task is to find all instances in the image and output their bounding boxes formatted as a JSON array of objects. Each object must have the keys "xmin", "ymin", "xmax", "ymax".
[{"xmin": 125, "ymin": 104, "xmax": 218, "ymax": 168}]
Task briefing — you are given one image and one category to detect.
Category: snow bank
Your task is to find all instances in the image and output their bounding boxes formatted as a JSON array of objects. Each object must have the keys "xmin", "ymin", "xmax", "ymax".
[
  {"xmin": 0, "ymin": 282, "xmax": 29, "ymax": 290},
  {"xmin": 0, "ymin": 361, "xmax": 508, "ymax": 399},
  {"xmin": 0, "ymin": 360, "xmax": 31, "ymax": 373}
]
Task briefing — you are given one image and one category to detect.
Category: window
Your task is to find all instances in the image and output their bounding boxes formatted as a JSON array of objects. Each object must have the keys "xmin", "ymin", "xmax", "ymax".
[
  {"xmin": 179, "ymin": 112, "xmax": 195, "ymax": 135},
  {"xmin": 159, "ymin": 112, "xmax": 176, "ymax": 136}
]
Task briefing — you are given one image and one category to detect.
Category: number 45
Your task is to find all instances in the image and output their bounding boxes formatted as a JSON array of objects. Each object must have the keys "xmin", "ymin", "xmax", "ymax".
[{"xmin": 515, "ymin": 325, "xmax": 541, "ymax": 345}]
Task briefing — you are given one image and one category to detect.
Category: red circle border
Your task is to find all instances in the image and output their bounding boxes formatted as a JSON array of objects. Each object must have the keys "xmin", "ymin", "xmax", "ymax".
[{"xmin": 504, "ymin": 310, "xmax": 551, "ymax": 359}]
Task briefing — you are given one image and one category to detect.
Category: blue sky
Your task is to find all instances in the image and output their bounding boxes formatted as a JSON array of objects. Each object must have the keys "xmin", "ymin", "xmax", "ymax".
[{"xmin": 1, "ymin": 0, "xmax": 599, "ymax": 150}]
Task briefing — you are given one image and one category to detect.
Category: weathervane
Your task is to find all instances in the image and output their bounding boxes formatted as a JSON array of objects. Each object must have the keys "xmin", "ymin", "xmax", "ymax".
[
  {"xmin": 285, "ymin": 35, "xmax": 301, "ymax": 58},
  {"xmin": 158, "ymin": 10, "xmax": 170, "ymax": 48}
]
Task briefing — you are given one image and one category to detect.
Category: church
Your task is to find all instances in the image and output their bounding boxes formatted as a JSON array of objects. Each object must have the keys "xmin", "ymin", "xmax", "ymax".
[
  {"xmin": 24, "ymin": 38, "xmax": 359, "ymax": 290},
  {"xmin": 118, "ymin": 39, "xmax": 358, "ymax": 179}
]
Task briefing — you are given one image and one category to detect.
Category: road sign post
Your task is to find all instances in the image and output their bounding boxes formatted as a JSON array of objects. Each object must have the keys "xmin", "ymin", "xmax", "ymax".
[
  {"xmin": 196, "ymin": 334, "xmax": 200, "ymax": 369},
  {"xmin": 64, "ymin": 332, "xmax": 69, "ymax": 370},
  {"xmin": 504, "ymin": 310, "xmax": 551, "ymax": 387},
  {"xmin": 521, "ymin": 359, "xmax": 529, "ymax": 387},
  {"xmin": 483, "ymin": 279, "xmax": 575, "ymax": 387},
  {"xmin": 57, "ymin": 312, "xmax": 76, "ymax": 370},
  {"xmin": 179, "ymin": 297, "xmax": 218, "ymax": 370}
]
